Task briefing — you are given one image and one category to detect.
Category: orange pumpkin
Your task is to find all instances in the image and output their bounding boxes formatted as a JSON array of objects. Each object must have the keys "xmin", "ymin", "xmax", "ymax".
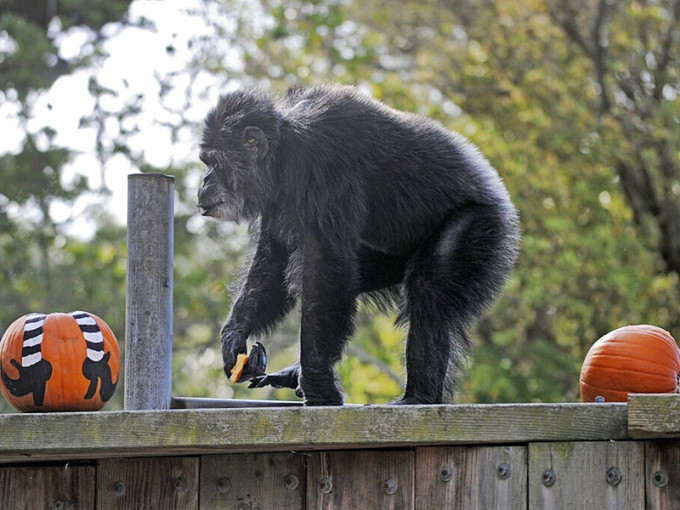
[
  {"xmin": 0, "ymin": 311, "xmax": 120, "ymax": 412},
  {"xmin": 580, "ymin": 324, "xmax": 680, "ymax": 402}
]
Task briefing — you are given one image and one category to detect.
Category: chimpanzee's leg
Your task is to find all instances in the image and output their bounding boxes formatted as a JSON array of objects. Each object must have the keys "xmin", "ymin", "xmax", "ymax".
[
  {"xmin": 249, "ymin": 244, "xmax": 407, "ymax": 394},
  {"xmin": 397, "ymin": 204, "xmax": 518, "ymax": 404}
]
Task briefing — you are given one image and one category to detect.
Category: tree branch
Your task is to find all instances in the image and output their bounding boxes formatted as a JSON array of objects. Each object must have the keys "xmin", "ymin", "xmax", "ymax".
[{"xmin": 347, "ymin": 345, "xmax": 403, "ymax": 385}]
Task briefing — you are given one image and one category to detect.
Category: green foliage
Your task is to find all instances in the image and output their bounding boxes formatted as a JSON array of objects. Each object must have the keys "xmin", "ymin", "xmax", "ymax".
[{"xmin": 0, "ymin": 14, "xmax": 55, "ymax": 95}]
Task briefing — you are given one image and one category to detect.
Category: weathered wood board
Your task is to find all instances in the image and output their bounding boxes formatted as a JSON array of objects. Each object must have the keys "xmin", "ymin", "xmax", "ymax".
[
  {"xmin": 0, "ymin": 463, "xmax": 95, "ymax": 510},
  {"xmin": 628, "ymin": 394, "xmax": 680, "ymax": 439},
  {"xmin": 646, "ymin": 440, "xmax": 680, "ymax": 509},
  {"xmin": 528, "ymin": 441, "xmax": 644, "ymax": 509},
  {"xmin": 415, "ymin": 445, "xmax": 527, "ymax": 509},
  {"xmin": 306, "ymin": 449, "xmax": 414, "ymax": 509},
  {"xmin": 0, "ymin": 403, "xmax": 628, "ymax": 463},
  {"xmin": 0, "ymin": 440, "xmax": 678, "ymax": 508},
  {"xmin": 96, "ymin": 456, "xmax": 199, "ymax": 510},
  {"xmin": 199, "ymin": 452, "xmax": 304, "ymax": 509}
]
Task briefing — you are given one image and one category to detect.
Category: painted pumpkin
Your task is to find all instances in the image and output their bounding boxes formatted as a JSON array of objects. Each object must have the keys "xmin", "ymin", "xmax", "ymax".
[
  {"xmin": 0, "ymin": 311, "xmax": 120, "ymax": 412},
  {"xmin": 580, "ymin": 324, "xmax": 680, "ymax": 402}
]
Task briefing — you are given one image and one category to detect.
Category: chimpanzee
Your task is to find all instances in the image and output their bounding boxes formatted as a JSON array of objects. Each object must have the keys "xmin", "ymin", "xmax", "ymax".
[{"xmin": 197, "ymin": 83, "xmax": 520, "ymax": 405}]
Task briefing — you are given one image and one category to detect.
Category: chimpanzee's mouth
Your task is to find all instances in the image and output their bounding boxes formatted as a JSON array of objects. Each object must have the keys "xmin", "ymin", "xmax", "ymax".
[{"xmin": 197, "ymin": 201, "xmax": 220, "ymax": 216}]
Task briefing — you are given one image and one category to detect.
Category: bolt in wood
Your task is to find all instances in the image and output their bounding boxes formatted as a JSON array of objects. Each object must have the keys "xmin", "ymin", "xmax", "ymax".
[
  {"xmin": 383, "ymin": 478, "xmax": 398, "ymax": 495},
  {"xmin": 112, "ymin": 480, "xmax": 126, "ymax": 497},
  {"xmin": 606, "ymin": 467, "xmax": 622, "ymax": 486},
  {"xmin": 284, "ymin": 474, "xmax": 299, "ymax": 491},
  {"xmin": 496, "ymin": 463, "xmax": 511, "ymax": 480},
  {"xmin": 440, "ymin": 465, "xmax": 454, "ymax": 482},
  {"xmin": 174, "ymin": 476, "xmax": 188, "ymax": 493},
  {"xmin": 542, "ymin": 469, "xmax": 556, "ymax": 487},
  {"xmin": 216, "ymin": 477, "xmax": 231, "ymax": 494},
  {"xmin": 653, "ymin": 470, "xmax": 669, "ymax": 488},
  {"xmin": 320, "ymin": 478, "xmax": 333, "ymax": 494}
]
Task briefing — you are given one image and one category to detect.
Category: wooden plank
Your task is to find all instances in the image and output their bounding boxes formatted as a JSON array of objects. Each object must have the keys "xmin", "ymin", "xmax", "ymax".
[
  {"xmin": 96, "ymin": 456, "xmax": 199, "ymax": 510},
  {"xmin": 628, "ymin": 394, "xmax": 680, "ymax": 439},
  {"xmin": 199, "ymin": 452, "xmax": 304, "ymax": 509},
  {"xmin": 0, "ymin": 464, "xmax": 95, "ymax": 509},
  {"xmin": 528, "ymin": 441, "xmax": 644, "ymax": 509},
  {"xmin": 0, "ymin": 403, "xmax": 628, "ymax": 462},
  {"xmin": 171, "ymin": 397, "xmax": 303, "ymax": 408},
  {"xmin": 306, "ymin": 449, "xmax": 414, "ymax": 509},
  {"xmin": 646, "ymin": 440, "xmax": 680, "ymax": 509},
  {"xmin": 414, "ymin": 446, "xmax": 527, "ymax": 509}
]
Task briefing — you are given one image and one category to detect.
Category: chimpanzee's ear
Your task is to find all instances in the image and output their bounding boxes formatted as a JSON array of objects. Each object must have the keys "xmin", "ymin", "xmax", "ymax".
[{"xmin": 244, "ymin": 126, "xmax": 269, "ymax": 161}]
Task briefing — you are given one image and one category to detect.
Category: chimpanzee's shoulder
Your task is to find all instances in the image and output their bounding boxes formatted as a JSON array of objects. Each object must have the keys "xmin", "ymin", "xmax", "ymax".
[{"xmin": 282, "ymin": 83, "xmax": 382, "ymax": 114}]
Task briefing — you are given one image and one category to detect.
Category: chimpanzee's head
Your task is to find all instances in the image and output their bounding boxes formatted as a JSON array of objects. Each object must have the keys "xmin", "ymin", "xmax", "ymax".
[{"xmin": 197, "ymin": 90, "xmax": 281, "ymax": 222}]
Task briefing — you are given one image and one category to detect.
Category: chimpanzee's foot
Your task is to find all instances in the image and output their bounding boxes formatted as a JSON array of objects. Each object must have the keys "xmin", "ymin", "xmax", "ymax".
[{"xmin": 249, "ymin": 362, "xmax": 301, "ymax": 396}]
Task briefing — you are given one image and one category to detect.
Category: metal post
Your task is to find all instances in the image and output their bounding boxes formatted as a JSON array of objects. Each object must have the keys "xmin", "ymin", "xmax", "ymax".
[{"xmin": 125, "ymin": 173, "xmax": 174, "ymax": 410}]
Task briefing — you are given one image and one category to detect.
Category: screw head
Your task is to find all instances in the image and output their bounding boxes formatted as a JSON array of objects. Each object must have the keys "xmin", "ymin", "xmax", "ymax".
[
  {"xmin": 440, "ymin": 465, "xmax": 454, "ymax": 483},
  {"xmin": 53, "ymin": 499, "xmax": 68, "ymax": 510},
  {"xmin": 284, "ymin": 474, "xmax": 300, "ymax": 491},
  {"xmin": 497, "ymin": 463, "xmax": 511, "ymax": 480},
  {"xmin": 216, "ymin": 477, "xmax": 231, "ymax": 494},
  {"xmin": 320, "ymin": 478, "xmax": 333, "ymax": 494},
  {"xmin": 112, "ymin": 480, "xmax": 126, "ymax": 497},
  {"xmin": 653, "ymin": 470, "xmax": 669, "ymax": 488},
  {"xmin": 542, "ymin": 469, "xmax": 556, "ymax": 487},
  {"xmin": 606, "ymin": 468, "xmax": 622, "ymax": 486},
  {"xmin": 383, "ymin": 478, "xmax": 398, "ymax": 495},
  {"xmin": 174, "ymin": 477, "xmax": 188, "ymax": 493}
]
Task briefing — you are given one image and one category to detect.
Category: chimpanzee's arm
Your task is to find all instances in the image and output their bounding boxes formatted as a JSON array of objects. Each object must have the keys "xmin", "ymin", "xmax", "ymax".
[{"xmin": 220, "ymin": 221, "xmax": 296, "ymax": 379}]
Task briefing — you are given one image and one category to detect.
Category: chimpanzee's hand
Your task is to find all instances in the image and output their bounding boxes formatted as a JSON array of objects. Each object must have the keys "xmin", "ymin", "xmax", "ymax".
[
  {"xmin": 220, "ymin": 327, "xmax": 247, "ymax": 380},
  {"xmin": 239, "ymin": 342, "xmax": 268, "ymax": 381}
]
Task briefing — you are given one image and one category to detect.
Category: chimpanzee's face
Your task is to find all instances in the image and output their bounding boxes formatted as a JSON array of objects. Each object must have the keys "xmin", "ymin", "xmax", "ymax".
[
  {"xmin": 197, "ymin": 131, "xmax": 268, "ymax": 223},
  {"xmin": 197, "ymin": 139, "xmax": 248, "ymax": 222},
  {"xmin": 197, "ymin": 92, "xmax": 276, "ymax": 222}
]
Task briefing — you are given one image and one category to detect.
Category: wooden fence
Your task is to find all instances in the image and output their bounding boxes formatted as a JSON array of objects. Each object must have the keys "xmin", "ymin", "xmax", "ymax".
[
  {"xmin": 1, "ymin": 174, "xmax": 679, "ymax": 508},
  {"xmin": 0, "ymin": 394, "xmax": 679, "ymax": 508}
]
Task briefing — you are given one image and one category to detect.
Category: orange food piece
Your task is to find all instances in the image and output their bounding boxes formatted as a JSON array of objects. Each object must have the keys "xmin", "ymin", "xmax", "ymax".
[{"xmin": 229, "ymin": 353, "xmax": 249, "ymax": 383}]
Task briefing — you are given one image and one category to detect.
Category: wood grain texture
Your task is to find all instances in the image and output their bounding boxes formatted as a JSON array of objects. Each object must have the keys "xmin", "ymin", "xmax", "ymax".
[
  {"xmin": 199, "ymin": 452, "xmax": 304, "ymax": 509},
  {"xmin": 306, "ymin": 450, "xmax": 414, "ymax": 509},
  {"xmin": 125, "ymin": 173, "xmax": 175, "ymax": 412},
  {"xmin": 96, "ymin": 456, "xmax": 199, "ymax": 510},
  {"xmin": 646, "ymin": 440, "xmax": 680, "ymax": 510},
  {"xmin": 415, "ymin": 446, "xmax": 527, "ymax": 509},
  {"xmin": 628, "ymin": 394, "xmax": 680, "ymax": 439},
  {"xmin": 528, "ymin": 441, "xmax": 644, "ymax": 510},
  {"xmin": 0, "ymin": 464, "xmax": 95, "ymax": 509},
  {"xmin": 0, "ymin": 403, "xmax": 628, "ymax": 463}
]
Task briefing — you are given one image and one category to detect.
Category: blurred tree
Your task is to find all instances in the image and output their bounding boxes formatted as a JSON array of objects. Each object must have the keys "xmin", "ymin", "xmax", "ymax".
[
  {"xmin": 2, "ymin": 0, "xmax": 678, "ymax": 410},
  {"xmin": 549, "ymin": 0, "xmax": 680, "ymax": 278},
  {"xmin": 0, "ymin": 0, "xmax": 133, "ymax": 412},
  {"xmin": 0, "ymin": 0, "xmax": 132, "ymax": 95}
]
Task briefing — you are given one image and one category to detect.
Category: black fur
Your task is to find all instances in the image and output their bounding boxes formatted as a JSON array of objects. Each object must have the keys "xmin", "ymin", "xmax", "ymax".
[{"xmin": 198, "ymin": 83, "xmax": 520, "ymax": 405}]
